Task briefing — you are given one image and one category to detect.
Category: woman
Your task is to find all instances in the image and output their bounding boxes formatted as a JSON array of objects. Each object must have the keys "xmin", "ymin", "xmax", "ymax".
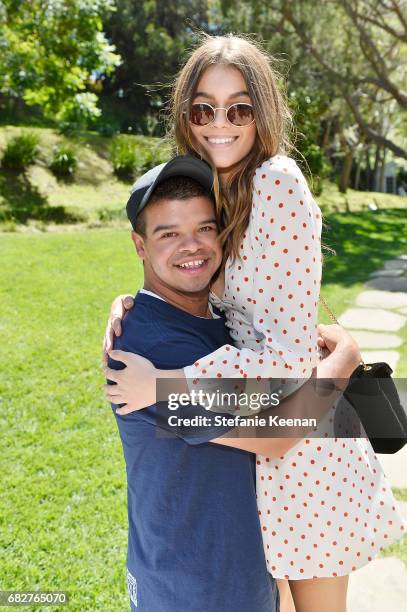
[{"xmin": 103, "ymin": 35, "xmax": 405, "ymax": 612}]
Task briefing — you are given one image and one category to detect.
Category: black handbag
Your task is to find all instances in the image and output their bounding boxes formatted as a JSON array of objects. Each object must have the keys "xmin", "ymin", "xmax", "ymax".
[{"xmin": 319, "ymin": 296, "xmax": 407, "ymax": 454}]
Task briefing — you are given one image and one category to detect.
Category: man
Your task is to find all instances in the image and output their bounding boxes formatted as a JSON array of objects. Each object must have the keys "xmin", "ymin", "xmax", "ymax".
[{"xmin": 106, "ymin": 155, "xmax": 359, "ymax": 611}]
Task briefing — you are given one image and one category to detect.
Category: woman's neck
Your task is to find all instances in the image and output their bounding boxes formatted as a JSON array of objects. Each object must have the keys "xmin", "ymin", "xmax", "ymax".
[{"xmin": 217, "ymin": 168, "xmax": 230, "ymax": 187}]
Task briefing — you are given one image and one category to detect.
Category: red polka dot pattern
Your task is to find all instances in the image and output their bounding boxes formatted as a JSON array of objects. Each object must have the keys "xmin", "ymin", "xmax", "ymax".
[
  {"xmin": 256, "ymin": 435, "xmax": 407, "ymax": 579},
  {"xmin": 184, "ymin": 155, "xmax": 407, "ymax": 579},
  {"xmin": 184, "ymin": 156, "xmax": 322, "ymax": 382}
]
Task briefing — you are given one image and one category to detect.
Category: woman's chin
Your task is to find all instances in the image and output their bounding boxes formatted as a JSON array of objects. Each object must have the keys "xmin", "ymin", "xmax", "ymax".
[{"xmin": 208, "ymin": 153, "xmax": 241, "ymax": 172}]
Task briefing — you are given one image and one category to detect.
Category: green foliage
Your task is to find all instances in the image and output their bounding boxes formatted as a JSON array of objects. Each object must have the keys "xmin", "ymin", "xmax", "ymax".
[
  {"xmin": 0, "ymin": 127, "xmax": 173, "ymax": 227},
  {"xmin": 101, "ymin": 0, "xmax": 211, "ymax": 132},
  {"xmin": 58, "ymin": 93, "xmax": 104, "ymax": 133},
  {"xmin": 110, "ymin": 135, "xmax": 170, "ymax": 181},
  {"xmin": 289, "ymin": 90, "xmax": 332, "ymax": 195},
  {"xmin": 2, "ymin": 131, "xmax": 40, "ymax": 170},
  {"xmin": 136, "ymin": 148, "xmax": 156, "ymax": 173},
  {"xmin": 110, "ymin": 136, "xmax": 138, "ymax": 180},
  {"xmin": 98, "ymin": 207, "xmax": 127, "ymax": 222},
  {"xmin": 49, "ymin": 143, "xmax": 78, "ymax": 177},
  {"xmin": 0, "ymin": 0, "xmax": 121, "ymax": 124}
]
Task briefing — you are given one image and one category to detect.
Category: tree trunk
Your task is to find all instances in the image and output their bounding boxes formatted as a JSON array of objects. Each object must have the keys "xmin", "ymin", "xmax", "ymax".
[
  {"xmin": 354, "ymin": 158, "xmax": 362, "ymax": 190},
  {"xmin": 365, "ymin": 147, "xmax": 373, "ymax": 190},
  {"xmin": 373, "ymin": 145, "xmax": 382, "ymax": 191},
  {"xmin": 339, "ymin": 149, "xmax": 354, "ymax": 193},
  {"xmin": 378, "ymin": 148, "xmax": 387, "ymax": 192},
  {"xmin": 322, "ymin": 119, "xmax": 332, "ymax": 151}
]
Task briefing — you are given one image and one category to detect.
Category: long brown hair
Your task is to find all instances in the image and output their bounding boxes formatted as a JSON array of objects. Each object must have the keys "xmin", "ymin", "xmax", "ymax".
[{"xmin": 167, "ymin": 33, "xmax": 294, "ymax": 262}]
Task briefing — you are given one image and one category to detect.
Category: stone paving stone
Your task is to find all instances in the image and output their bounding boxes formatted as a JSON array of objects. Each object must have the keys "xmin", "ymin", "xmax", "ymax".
[
  {"xmin": 349, "ymin": 330, "xmax": 402, "ymax": 349},
  {"xmin": 339, "ymin": 308, "xmax": 406, "ymax": 332},
  {"xmin": 370, "ymin": 269, "xmax": 404, "ymax": 278},
  {"xmin": 366, "ymin": 277, "xmax": 407, "ymax": 292},
  {"xmin": 347, "ymin": 557, "xmax": 407, "ymax": 612},
  {"xmin": 377, "ymin": 445, "xmax": 407, "ymax": 489},
  {"xmin": 356, "ymin": 290, "xmax": 407, "ymax": 310},
  {"xmin": 345, "ymin": 255, "xmax": 407, "ymax": 612},
  {"xmin": 360, "ymin": 350, "xmax": 400, "ymax": 371},
  {"xmin": 383, "ymin": 258, "xmax": 407, "ymax": 270}
]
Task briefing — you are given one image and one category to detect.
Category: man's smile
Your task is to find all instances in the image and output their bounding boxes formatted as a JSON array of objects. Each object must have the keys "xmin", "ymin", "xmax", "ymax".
[{"xmin": 174, "ymin": 258, "xmax": 210, "ymax": 273}]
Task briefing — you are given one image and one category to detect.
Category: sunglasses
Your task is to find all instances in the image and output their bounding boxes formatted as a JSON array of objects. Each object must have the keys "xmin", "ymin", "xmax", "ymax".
[{"xmin": 189, "ymin": 103, "xmax": 255, "ymax": 127}]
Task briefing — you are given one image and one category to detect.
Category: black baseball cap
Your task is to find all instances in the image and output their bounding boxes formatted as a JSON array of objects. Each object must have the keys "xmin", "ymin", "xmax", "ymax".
[{"xmin": 126, "ymin": 154, "xmax": 214, "ymax": 230}]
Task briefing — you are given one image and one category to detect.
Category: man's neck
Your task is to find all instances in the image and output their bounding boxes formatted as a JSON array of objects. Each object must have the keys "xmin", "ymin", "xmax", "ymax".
[{"xmin": 143, "ymin": 281, "xmax": 211, "ymax": 318}]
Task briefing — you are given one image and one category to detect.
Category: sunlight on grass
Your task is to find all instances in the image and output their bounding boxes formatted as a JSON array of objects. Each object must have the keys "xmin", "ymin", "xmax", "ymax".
[
  {"xmin": 1, "ymin": 207, "xmax": 406, "ymax": 604},
  {"xmin": 0, "ymin": 229, "xmax": 142, "ymax": 608}
]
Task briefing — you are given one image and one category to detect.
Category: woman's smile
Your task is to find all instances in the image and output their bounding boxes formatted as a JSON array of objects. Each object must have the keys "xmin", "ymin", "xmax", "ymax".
[{"xmin": 204, "ymin": 135, "xmax": 239, "ymax": 147}]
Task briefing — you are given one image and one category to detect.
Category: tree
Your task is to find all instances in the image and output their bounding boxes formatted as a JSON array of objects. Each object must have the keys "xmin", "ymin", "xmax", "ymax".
[
  {"xmin": 101, "ymin": 0, "xmax": 212, "ymax": 133},
  {"xmin": 275, "ymin": 0, "xmax": 407, "ymax": 160},
  {"xmin": 0, "ymin": 0, "xmax": 121, "ymax": 124},
  {"xmin": 217, "ymin": 0, "xmax": 406, "ymax": 193}
]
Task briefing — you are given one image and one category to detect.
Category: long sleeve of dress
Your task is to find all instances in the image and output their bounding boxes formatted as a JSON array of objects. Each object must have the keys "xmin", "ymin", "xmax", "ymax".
[{"xmin": 184, "ymin": 156, "xmax": 323, "ymax": 386}]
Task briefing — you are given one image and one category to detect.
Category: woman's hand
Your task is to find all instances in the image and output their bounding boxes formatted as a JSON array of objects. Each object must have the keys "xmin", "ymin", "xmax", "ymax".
[
  {"xmin": 317, "ymin": 323, "xmax": 361, "ymax": 359},
  {"xmin": 210, "ymin": 266, "xmax": 225, "ymax": 301},
  {"xmin": 104, "ymin": 350, "xmax": 157, "ymax": 414},
  {"xmin": 102, "ymin": 294, "xmax": 134, "ymax": 365},
  {"xmin": 317, "ymin": 323, "xmax": 362, "ymax": 382}
]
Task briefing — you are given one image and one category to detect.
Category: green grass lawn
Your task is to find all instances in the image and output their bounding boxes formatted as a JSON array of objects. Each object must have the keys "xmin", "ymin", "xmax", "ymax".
[
  {"xmin": 0, "ymin": 229, "xmax": 139, "ymax": 610},
  {"xmin": 318, "ymin": 209, "xmax": 407, "ymax": 330},
  {"xmin": 317, "ymin": 180, "xmax": 406, "ymax": 213},
  {"xmin": 1, "ymin": 209, "xmax": 406, "ymax": 609}
]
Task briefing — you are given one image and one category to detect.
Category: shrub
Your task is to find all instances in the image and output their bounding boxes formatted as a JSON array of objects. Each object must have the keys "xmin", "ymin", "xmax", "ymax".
[
  {"xmin": 49, "ymin": 143, "xmax": 78, "ymax": 177},
  {"xmin": 0, "ymin": 220, "xmax": 17, "ymax": 232},
  {"xmin": 110, "ymin": 136, "xmax": 137, "ymax": 180},
  {"xmin": 35, "ymin": 205, "xmax": 87, "ymax": 224},
  {"xmin": 2, "ymin": 132, "xmax": 40, "ymax": 170},
  {"xmin": 110, "ymin": 136, "xmax": 171, "ymax": 181},
  {"xmin": 98, "ymin": 207, "xmax": 127, "ymax": 222},
  {"xmin": 96, "ymin": 122, "xmax": 120, "ymax": 137},
  {"xmin": 136, "ymin": 148, "xmax": 156, "ymax": 174}
]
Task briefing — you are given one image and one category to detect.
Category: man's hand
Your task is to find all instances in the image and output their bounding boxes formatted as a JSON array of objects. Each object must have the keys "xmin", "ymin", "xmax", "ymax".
[{"xmin": 102, "ymin": 294, "xmax": 134, "ymax": 365}]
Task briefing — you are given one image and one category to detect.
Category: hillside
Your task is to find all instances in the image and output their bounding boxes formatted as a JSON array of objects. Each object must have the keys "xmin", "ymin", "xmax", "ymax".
[
  {"xmin": 0, "ymin": 126, "xmax": 171, "ymax": 230},
  {"xmin": 0, "ymin": 126, "xmax": 404, "ymax": 232}
]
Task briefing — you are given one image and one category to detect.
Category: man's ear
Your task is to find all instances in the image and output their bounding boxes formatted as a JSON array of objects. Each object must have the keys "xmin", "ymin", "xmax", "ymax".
[{"xmin": 131, "ymin": 231, "xmax": 146, "ymax": 259}]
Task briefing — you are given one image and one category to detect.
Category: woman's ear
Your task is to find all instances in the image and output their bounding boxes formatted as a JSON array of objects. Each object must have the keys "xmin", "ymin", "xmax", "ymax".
[{"xmin": 131, "ymin": 231, "xmax": 146, "ymax": 259}]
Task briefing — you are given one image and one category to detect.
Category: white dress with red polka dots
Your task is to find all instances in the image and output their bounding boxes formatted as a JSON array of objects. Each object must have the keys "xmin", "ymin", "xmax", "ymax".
[{"xmin": 184, "ymin": 155, "xmax": 406, "ymax": 579}]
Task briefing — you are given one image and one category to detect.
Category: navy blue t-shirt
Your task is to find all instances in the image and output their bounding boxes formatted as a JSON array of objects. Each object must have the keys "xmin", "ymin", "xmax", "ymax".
[{"xmin": 110, "ymin": 292, "xmax": 279, "ymax": 612}]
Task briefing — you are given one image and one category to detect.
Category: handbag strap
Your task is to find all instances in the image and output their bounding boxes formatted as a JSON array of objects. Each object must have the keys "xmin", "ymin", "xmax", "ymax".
[{"xmin": 319, "ymin": 296, "xmax": 368, "ymax": 369}]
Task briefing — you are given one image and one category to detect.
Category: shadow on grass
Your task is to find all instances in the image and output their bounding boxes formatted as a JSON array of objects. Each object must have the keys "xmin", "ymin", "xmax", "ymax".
[
  {"xmin": 0, "ymin": 170, "xmax": 86, "ymax": 224},
  {"xmin": 322, "ymin": 210, "xmax": 407, "ymax": 285}
]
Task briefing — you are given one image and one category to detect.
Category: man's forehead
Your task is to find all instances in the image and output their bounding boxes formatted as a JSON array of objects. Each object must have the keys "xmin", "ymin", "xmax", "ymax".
[
  {"xmin": 150, "ymin": 194, "xmax": 215, "ymax": 208},
  {"xmin": 147, "ymin": 196, "xmax": 216, "ymax": 218}
]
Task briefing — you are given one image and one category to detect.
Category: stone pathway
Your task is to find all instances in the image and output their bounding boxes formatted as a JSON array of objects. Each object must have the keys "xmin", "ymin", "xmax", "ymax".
[
  {"xmin": 347, "ymin": 556, "xmax": 407, "ymax": 612},
  {"xmin": 365, "ymin": 254, "xmax": 407, "ymax": 292},
  {"xmin": 338, "ymin": 257, "xmax": 407, "ymax": 374},
  {"xmin": 335, "ymin": 255, "xmax": 407, "ymax": 611}
]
